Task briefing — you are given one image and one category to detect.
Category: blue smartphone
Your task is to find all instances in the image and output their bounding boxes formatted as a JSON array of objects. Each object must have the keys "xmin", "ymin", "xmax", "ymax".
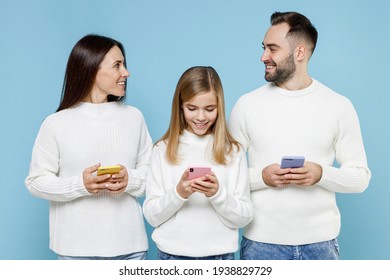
[{"xmin": 280, "ymin": 156, "xmax": 305, "ymax": 169}]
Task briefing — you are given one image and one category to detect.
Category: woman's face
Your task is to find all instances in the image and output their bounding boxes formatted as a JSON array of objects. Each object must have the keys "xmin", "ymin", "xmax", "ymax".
[
  {"xmin": 182, "ymin": 91, "xmax": 218, "ymax": 136},
  {"xmin": 89, "ymin": 46, "xmax": 129, "ymax": 103}
]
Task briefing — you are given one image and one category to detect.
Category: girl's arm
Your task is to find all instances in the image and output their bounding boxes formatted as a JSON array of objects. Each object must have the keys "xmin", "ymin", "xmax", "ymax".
[
  {"xmin": 208, "ymin": 150, "xmax": 253, "ymax": 228},
  {"xmin": 143, "ymin": 146, "xmax": 187, "ymax": 227}
]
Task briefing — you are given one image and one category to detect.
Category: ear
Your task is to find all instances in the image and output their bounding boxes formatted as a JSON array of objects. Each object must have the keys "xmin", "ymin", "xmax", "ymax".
[{"xmin": 295, "ymin": 44, "xmax": 307, "ymax": 62}]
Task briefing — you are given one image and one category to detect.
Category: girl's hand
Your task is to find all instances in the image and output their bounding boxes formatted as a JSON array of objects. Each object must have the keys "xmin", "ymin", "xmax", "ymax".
[
  {"xmin": 191, "ymin": 171, "xmax": 219, "ymax": 197},
  {"xmin": 176, "ymin": 169, "xmax": 195, "ymax": 199}
]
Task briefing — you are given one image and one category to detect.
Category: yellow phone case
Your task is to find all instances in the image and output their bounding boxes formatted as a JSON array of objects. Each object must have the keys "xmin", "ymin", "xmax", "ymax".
[{"xmin": 97, "ymin": 165, "xmax": 121, "ymax": 175}]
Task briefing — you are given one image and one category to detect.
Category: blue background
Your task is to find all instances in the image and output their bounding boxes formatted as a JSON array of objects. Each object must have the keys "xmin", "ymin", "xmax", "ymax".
[{"xmin": 0, "ymin": 0, "xmax": 388, "ymax": 260}]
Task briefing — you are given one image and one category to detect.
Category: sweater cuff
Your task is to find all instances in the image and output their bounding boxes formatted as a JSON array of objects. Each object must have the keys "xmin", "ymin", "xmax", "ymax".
[
  {"xmin": 173, "ymin": 185, "xmax": 189, "ymax": 202},
  {"xmin": 248, "ymin": 167, "xmax": 267, "ymax": 190},
  {"xmin": 318, "ymin": 164, "xmax": 370, "ymax": 193},
  {"xmin": 208, "ymin": 182, "xmax": 224, "ymax": 202},
  {"xmin": 76, "ymin": 174, "xmax": 93, "ymax": 197}
]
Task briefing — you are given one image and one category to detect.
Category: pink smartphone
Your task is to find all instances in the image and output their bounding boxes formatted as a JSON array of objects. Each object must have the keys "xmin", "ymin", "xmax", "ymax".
[{"xmin": 187, "ymin": 167, "xmax": 211, "ymax": 180}]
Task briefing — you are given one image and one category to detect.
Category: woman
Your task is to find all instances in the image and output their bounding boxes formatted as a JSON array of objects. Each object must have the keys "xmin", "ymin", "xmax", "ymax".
[
  {"xmin": 143, "ymin": 66, "xmax": 253, "ymax": 260},
  {"xmin": 25, "ymin": 34, "xmax": 152, "ymax": 260}
]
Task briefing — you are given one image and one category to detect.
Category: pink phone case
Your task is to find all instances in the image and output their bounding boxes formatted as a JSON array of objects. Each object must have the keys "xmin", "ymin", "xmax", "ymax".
[{"xmin": 188, "ymin": 167, "xmax": 211, "ymax": 180}]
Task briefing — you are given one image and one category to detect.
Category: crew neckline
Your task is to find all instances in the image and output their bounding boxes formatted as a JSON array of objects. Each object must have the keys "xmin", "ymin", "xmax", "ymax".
[
  {"xmin": 271, "ymin": 79, "xmax": 319, "ymax": 98},
  {"xmin": 181, "ymin": 129, "xmax": 212, "ymax": 145},
  {"xmin": 72, "ymin": 101, "xmax": 121, "ymax": 116}
]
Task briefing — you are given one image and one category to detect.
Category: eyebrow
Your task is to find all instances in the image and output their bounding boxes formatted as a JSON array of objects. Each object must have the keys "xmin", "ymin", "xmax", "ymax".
[
  {"xmin": 185, "ymin": 104, "xmax": 217, "ymax": 108},
  {"xmin": 262, "ymin": 42, "xmax": 280, "ymax": 48}
]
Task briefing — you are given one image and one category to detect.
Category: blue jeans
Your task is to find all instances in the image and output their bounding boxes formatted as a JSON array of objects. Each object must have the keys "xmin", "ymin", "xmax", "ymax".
[
  {"xmin": 58, "ymin": 251, "xmax": 147, "ymax": 260},
  {"xmin": 157, "ymin": 250, "xmax": 235, "ymax": 260},
  {"xmin": 240, "ymin": 237, "xmax": 339, "ymax": 260}
]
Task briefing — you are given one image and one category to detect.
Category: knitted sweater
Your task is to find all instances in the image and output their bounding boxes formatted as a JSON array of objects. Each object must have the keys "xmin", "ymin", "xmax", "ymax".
[
  {"xmin": 25, "ymin": 102, "xmax": 152, "ymax": 256},
  {"xmin": 143, "ymin": 130, "xmax": 253, "ymax": 257},
  {"xmin": 228, "ymin": 79, "xmax": 371, "ymax": 245}
]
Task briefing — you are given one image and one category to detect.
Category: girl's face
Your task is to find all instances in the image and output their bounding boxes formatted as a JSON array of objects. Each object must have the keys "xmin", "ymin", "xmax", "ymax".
[
  {"xmin": 89, "ymin": 46, "xmax": 130, "ymax": 103},
  {"xmin": 182, "ymin": 91, "xmax": 218, "ymax": 136}
]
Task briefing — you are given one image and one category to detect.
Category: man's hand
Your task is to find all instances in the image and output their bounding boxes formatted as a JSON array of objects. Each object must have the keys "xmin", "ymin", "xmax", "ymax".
[{"xmin": 262, "ymin": 161, "xmax": 322, "ymax": 187}]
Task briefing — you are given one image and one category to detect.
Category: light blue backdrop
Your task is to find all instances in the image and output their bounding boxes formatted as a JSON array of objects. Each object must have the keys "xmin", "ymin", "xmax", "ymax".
[{"xmin": 0, "ymin": 0, "xmax": 388, "ymax": 260}]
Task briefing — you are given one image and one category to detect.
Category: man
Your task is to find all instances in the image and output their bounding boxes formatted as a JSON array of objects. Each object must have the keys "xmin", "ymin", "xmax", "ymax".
[{"xmin": 228, "ymin": 11, "xmax": 371, "ymax": 260}]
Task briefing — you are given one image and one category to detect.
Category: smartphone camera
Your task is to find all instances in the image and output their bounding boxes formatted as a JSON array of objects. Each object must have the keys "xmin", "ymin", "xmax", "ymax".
[{"xmin": 189, "ymin": 168, "xmax": 194, "ymax": 172}]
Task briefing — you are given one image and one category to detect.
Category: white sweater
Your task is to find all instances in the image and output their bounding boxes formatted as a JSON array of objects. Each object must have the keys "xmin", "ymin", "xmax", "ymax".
[
  {"xmin": 143, "ymin": 130, "xmax": 253, "ymax": 257},
  {"xmin": 228, "ymin": 79, "xmax": 371, "ymax": 245},
  {"xmin": 25, "ymin": 102, "xmax": 152, "ymax": 257}
]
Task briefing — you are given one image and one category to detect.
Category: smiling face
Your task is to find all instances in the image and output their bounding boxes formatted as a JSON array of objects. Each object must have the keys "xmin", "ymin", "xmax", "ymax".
[
  {"xmin": 182, "ymin": 91, "xmax": 218, "ymax": 136},
  {"xmin": 261, "ymin": 23, "xmax": 297, "ymax": 86},
  {"xmin": 89, "ymin": 45, "xmax": 129, "ymax": 103}
]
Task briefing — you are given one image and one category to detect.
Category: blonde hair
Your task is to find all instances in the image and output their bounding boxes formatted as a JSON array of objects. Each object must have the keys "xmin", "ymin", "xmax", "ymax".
[{"xmin": 159, "ymin": 66, "xmax": 240, "ymax": 165}]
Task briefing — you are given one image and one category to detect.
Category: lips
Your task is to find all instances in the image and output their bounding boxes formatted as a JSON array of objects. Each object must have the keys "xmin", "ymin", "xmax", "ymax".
[
  {"xmin": 117, "ymin": 81, "xmax": 126, "ymax": 89},
  {"xmin": 265, "ymin": 64, "xmax": 275, "ymax": 72},
  {"xmin": 194, "ymin": 122, "xmax": 208, "ymax": 129}
]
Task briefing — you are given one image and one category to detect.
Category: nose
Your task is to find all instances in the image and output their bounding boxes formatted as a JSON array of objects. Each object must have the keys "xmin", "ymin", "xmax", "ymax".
[
  {"xmin": 261, "ymin": 49, "xmax": 269, "ymax": 62},
  {"xmin": 196, "ymin": 110, "xmax": 206, "ymax": 121},
  {"xmin": 122, "ymin": 67, "xmax": 130, "ymax": 78}
]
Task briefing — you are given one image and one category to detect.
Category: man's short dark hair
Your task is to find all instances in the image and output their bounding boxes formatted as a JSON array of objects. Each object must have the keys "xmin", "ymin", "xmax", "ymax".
[{"xmin": 271, "ymin": 11, "xmax": 318, "ymax": 55}]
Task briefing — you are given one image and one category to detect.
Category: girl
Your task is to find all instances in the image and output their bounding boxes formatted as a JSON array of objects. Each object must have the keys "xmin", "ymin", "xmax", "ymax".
[
  {"xmin": 25, "ymin": 35, "xmax": 152, "ymax": 260},
  {"xmin": 143, "ymin": 66, "xmax": 253, "ymax": 260}
]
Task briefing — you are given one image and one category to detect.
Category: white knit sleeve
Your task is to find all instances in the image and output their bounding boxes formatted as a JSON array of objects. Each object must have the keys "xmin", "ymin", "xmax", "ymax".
[
  {"xmin": 318, "ymin": 99, "xmax": 371, "ymax": 193},
  {"xmin": 125, "ymin": 115, "xmax": 153, "ymax": 197},
  {"xmin": 228, "ymin": 97, "xmax": 250, "ymax": 150},
  {"xmin": 228, "ymin": 96, "xmax": 269, "ymax": 191},
  {"xmin": 208, "ymin": 149, "xmax": 253, "ymax": 228},
  {"xmin": 25, "ymin": 119, "xmax": 90, "ymax": 202},
  {"xmin": 143, "ymin": 144, "xmax": 186, "ymax": 227}
]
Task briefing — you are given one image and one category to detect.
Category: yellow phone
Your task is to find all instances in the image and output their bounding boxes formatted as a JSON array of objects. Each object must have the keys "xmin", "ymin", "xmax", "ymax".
[{"xmin": 97, "ymin": 165, "xmax": 121, "ymax": 176}]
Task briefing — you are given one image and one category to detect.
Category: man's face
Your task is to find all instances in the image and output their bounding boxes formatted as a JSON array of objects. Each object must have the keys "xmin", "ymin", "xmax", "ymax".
[{"xmin": 261, "ymin": 23, "xmax": 296, "ymax": 86}]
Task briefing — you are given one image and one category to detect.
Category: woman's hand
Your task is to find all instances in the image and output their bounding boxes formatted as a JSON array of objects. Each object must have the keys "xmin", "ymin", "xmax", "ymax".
[
  {"xmin": 105, "ymin": 164, "xmax": 129, "ymax": 194},
  {"xmin": 83, "ymin": 163, "xmax": 128, "ymax": 194},
  {"xmin": 83, "ymin": 163, "xmax": 110, "ymax": 194}
]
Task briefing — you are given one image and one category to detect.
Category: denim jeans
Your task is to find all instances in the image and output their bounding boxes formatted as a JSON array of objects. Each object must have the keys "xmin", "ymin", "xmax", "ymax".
[
  {"xmin": 58, "ymin": 251, "xmax": 147, "ymax": 260},
  {"xmin": 157, "ymin": 250, "xmax": 235, "ymax": 260},
  {"xmin": 240, "ymin": 237, "xmax": 340, "ymax": 260}
]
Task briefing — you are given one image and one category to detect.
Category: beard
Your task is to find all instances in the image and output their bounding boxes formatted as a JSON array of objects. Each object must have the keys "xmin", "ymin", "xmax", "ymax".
[{"xmin": 264, "ymin": 53, "xmax": 296, "ymax": 85}]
